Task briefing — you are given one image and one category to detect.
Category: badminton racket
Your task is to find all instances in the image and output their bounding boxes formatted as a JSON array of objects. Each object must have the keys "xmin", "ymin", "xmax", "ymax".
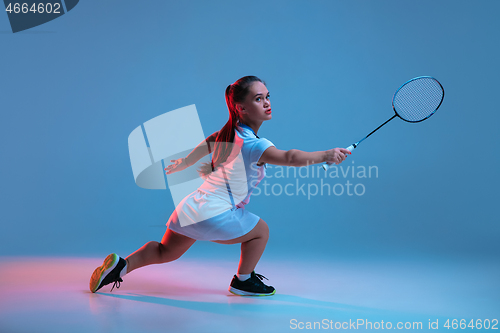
[{"xmin": 323, "ymin": 76, "xmax": 444, "ymax": 170}]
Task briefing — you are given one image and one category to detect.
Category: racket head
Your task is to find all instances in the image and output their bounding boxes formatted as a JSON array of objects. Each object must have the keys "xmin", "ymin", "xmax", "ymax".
[{"xmin": 392, "ymin": 76, "xmax": 444, "ymax": 123}]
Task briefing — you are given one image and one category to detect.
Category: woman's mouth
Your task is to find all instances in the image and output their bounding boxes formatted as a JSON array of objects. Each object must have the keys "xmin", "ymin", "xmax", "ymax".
[{"xmin": 265, "ymin": 109, "xmax": 272, "ymax": 114}]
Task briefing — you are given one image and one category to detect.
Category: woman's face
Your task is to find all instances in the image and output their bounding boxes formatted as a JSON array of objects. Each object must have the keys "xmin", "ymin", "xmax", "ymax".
[{"xmin": 237, "ymin": 81, "xmax": 272, "ymax": 122}]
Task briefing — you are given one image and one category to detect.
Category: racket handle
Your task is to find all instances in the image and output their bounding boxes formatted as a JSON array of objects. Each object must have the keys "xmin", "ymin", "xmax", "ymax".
[{"xmin": 322, "ymin": 145, "xmax": 355, "ymax": 171}]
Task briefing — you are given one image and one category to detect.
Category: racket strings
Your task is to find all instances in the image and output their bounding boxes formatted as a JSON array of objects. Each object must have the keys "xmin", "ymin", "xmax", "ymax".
[{"xmin": 393, "ymin": 78, "xmax": 444, "ymax": 122}]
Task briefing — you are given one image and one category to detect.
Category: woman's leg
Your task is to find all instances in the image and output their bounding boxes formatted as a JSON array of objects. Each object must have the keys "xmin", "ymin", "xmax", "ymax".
[
  {"xmin": 212, "ymin": 219, "xmax": 269, "ymax": 275},
  {"xmin": 125, "ymin": 228, "xmax": 196, "ymax": 274}
]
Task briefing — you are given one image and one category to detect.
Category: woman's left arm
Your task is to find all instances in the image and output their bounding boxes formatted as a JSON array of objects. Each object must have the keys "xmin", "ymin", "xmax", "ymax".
[
  {"xmin": 165, "ymin": 131, "xmax": 218, "ymax": 174},
  {"xmin": 184, "ymin": 131, "xmax": 218, "ymax": 167}
]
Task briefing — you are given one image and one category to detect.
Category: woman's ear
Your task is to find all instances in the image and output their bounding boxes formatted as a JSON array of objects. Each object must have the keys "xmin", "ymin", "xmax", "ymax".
[{"xmin": 236, "ymin": 103, "xmax": 247, "ymax": 114}]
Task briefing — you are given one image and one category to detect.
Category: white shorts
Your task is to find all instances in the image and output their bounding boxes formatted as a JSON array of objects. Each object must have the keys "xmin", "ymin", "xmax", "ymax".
[{"xmin": 166, "ymin": 190, "xmax": 261, "ymax": 241}]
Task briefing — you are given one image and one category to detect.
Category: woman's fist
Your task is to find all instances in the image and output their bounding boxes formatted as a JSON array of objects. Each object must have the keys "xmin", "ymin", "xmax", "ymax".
[{"xmin": 325, "ymin": 148, "xmax": 351, "ymax": 165}]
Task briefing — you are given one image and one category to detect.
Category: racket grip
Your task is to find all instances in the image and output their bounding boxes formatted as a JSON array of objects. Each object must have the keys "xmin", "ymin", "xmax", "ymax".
[{"xmin": 322, "ymin": 145, "xmax": 355, "ymax": 171}]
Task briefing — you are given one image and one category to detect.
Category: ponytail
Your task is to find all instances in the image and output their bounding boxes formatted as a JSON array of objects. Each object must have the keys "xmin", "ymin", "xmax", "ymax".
[{"xmin": 198, "ymin": 76, "xmax": 265, "ymax": 178}]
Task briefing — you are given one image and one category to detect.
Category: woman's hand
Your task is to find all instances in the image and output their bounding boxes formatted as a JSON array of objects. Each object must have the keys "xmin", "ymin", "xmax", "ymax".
[
  {"xmin": 325, "ymin": 148, "xmax": 351, "ymax": 165},
  {"xmin": 164, "ymin": 158, "xmax": 189, "ymax": 175}
]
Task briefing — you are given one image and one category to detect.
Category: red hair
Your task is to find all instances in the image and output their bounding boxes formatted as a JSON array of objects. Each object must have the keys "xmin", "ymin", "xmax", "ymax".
[{"xmin": 198, "ymin": 76, "xmax": 266, "ymax": 177}]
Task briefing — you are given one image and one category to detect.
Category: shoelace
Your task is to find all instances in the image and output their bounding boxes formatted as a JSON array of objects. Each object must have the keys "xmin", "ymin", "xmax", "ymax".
[
  {"xmin": 110, "ymin": 277, "xmax": 123, "ymax": 292},
  {"xmin": 254, "ymin": 273, "xmax": 269, "ymax": 281}
]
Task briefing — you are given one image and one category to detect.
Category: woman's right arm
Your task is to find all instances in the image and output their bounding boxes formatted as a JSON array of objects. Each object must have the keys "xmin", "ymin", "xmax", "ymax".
[{"xmin": 258, "ymin": 146, "xmax": 351, "ymax": 167}]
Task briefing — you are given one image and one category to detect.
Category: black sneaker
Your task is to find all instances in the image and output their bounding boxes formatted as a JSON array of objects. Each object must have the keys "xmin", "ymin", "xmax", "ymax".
[
  {"xmin": 89, "ymin": 253, "xmax": 126, "ymax": 293},
  {"xmin": 229, "ymin": 271, "xmax": 276, "ymax": 296}
]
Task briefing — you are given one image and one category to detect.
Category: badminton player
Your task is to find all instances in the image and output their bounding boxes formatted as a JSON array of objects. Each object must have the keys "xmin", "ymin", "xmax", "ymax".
[{"xmin": 89, "ymin": 75, "xmax": 350, "ymax": 296}]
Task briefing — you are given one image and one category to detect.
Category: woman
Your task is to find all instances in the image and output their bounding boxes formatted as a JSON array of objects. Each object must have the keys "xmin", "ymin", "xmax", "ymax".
[{"xmin": 90, "ymin": 75, "xmax": 350, "ymax": 296}]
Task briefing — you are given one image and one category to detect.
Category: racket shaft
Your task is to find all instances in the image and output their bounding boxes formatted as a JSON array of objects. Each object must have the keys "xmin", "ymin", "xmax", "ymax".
[
  {"xmin": 363, "ymin": 114, "xmax": 397, "ymax": 142},
  {"xmin": 321, "ymin": 114, "xmax": 397, "ymax": 170}
]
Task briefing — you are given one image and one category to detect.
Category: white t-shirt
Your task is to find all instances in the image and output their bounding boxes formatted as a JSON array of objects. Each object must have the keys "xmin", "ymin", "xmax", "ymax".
[
  {"xmin": 168, "ymin": 122, "xmax": 275, "ymax": 237},
  {"xmin": 197, "ymin": 122, "xmax": 275, "ymax": 209}
]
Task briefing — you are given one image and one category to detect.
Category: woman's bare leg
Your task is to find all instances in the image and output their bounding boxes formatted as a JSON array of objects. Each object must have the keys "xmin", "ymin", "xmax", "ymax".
[
  {"xmin": 212, "ymin": 219, "xmax": 269, "ymax": 274},
  {"xmin": 125, "ymin": 228, "xmax": 196, "ymax": 274}
]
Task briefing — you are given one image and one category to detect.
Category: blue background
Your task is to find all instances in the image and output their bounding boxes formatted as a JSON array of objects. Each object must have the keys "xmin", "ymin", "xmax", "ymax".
[{"xmin": 1, "ymin": 0, "xmax": 498, "ymax": 262}]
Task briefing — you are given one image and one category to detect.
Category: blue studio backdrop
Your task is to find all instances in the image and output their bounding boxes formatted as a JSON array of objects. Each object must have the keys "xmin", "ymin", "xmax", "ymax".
[{"xmin": 0, "ymin": 0, "xmax": 499, "ymax": 262}]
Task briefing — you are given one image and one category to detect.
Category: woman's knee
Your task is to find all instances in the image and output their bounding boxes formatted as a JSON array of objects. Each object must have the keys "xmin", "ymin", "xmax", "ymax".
[
  {"xmin": 211, "ymin": 219, "xmax": 269, "ymax": 245},
  {"xmin": 254, "ymin": 219, "xmax": 269, "ymax": 242}
]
